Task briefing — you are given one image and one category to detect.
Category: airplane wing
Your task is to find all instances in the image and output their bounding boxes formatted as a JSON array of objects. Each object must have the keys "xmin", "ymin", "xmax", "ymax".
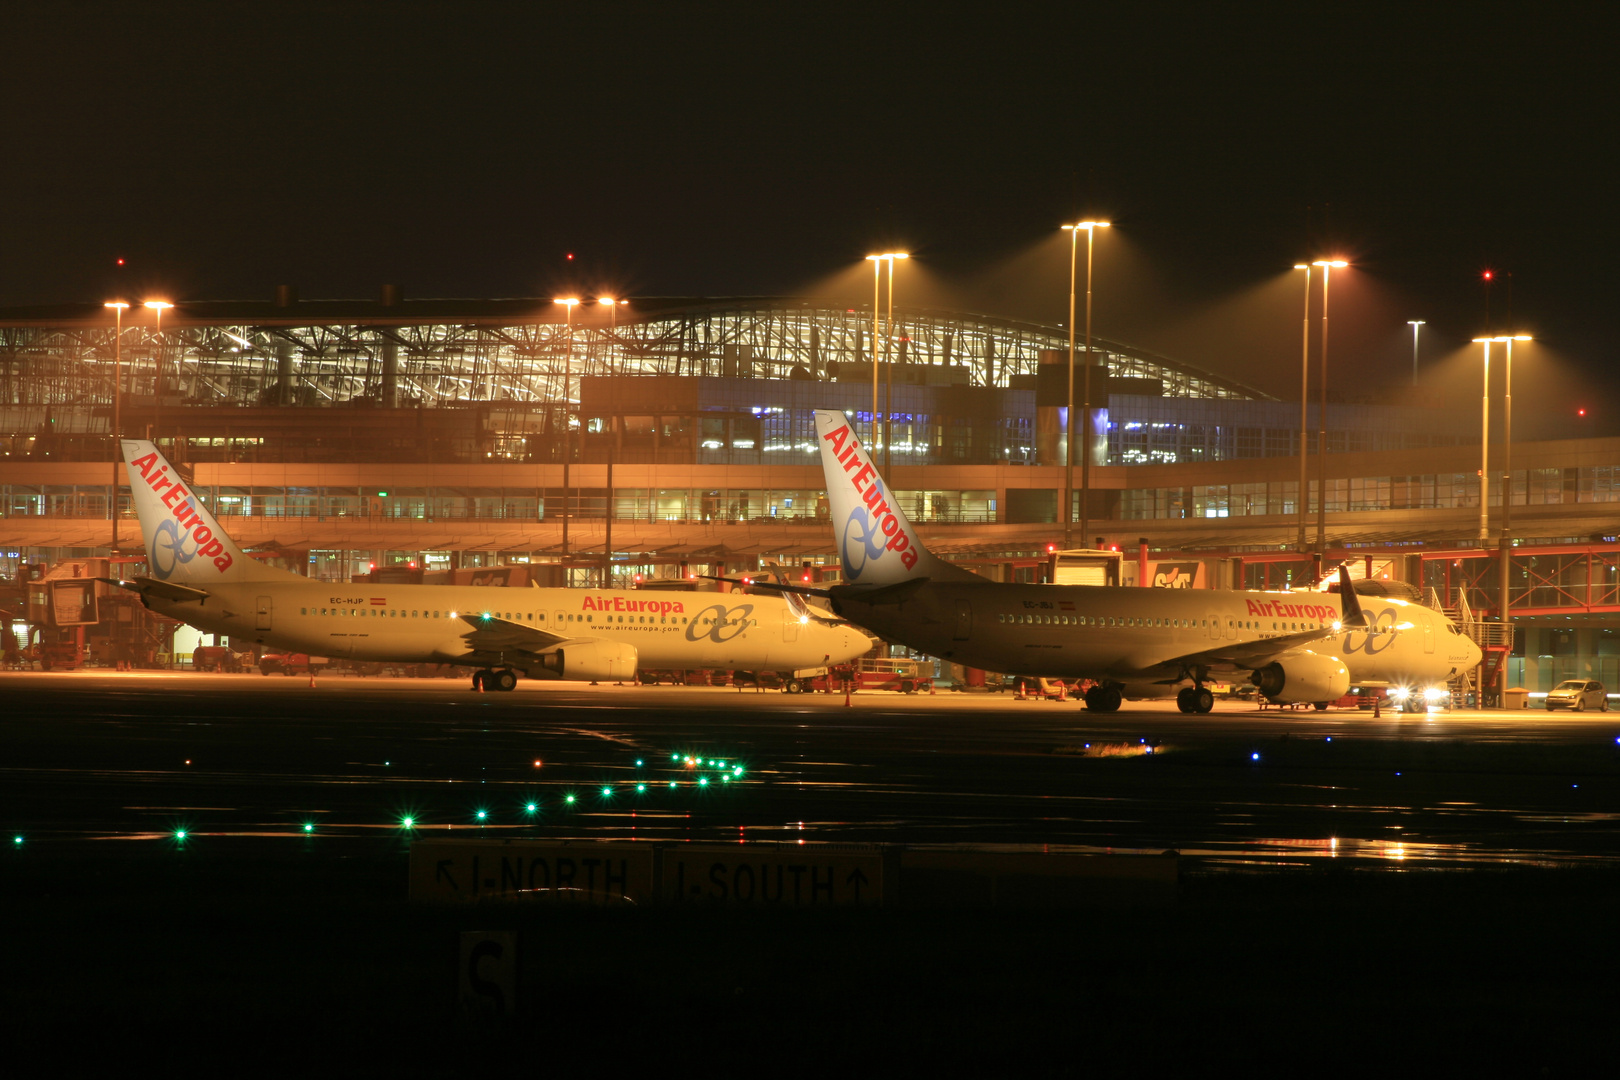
[
  {"xmin": 1130, "ymin": 566, "xmax": 1369, "ymax": 680},
  {"xmin": 99, "ymin": 576, "xmax": 211, "ymax": 605},
  {"xmin": 1143, "ymin": 624, "xmax": 1348, "ymax": 677},
  {"xmin": 456, "ymin": 612, "xmax": 570, "ymax": 652}
]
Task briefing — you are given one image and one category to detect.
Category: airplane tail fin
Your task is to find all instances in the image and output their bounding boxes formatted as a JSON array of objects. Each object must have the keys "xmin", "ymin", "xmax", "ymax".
[
  {"xmin": 121, "ymin": 439, "xmax": 276, "ymax": 584},
  {"xmin": 813, "ymin": 409, "xmax": 977, "ymax": 588}
]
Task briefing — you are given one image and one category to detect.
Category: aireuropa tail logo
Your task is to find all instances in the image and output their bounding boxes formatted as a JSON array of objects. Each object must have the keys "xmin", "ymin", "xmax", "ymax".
[
  {"xmin": 820, "ymin": 422, "xmax": 918, "ymax": 580},
  {"xmin": 129, "ymin": 451, "xmax": 233, "ymax": 578}
]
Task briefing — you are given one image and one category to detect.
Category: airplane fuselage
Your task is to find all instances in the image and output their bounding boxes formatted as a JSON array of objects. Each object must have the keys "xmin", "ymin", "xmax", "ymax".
[
  {"xmin": 835, "ymin": 580, "xmax": 1477, "ymax": 693},
  {"xmin": 151, "ymin": 578, "xmax": 859, "ymax": 673}
]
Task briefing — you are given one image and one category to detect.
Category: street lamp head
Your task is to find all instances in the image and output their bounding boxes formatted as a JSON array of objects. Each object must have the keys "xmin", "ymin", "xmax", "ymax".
[
  {"xmin": 1408, "ymin": 320, "xmax": 1426, "ymax": 326},
  {"xmin": 597, "ymin": 296, "xmax": 622, "ymax": 305},
  {"xmin": 1312, "ymin": 260, "xmax": 1348, "ymax": 268},
  {"xmin": 142, "ymin": 300, "xmax": 173, "ymax": 311},
  {"xmin": 104, "ymin": 301, "xmax": 130, "ymax": 311},
  {"xmin": 1065, "ymin": 221, "xmax": 1110, "ymax": 232},
  {"xmin": 553, "ymin": 297, "xmax": 580, "ymax": 306},
  {"xmin": 1293, "ymin": 264, "xmax": 1310, "ymax": 270},
  {"xmin": 866, "ymin": 252, "xmax": 908, "ymax": 261},
  {"xmin": 1512, "ymin": 334, "xmax": 1532, "ymax": 341}
]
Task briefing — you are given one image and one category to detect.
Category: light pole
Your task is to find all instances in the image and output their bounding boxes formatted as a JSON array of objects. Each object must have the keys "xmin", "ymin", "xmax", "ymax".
[
  {"xmin": 598, "ymin": 297, "xmax": 627, "ymax": 375},
  {"xmin": 1293, "ymin": 265, "xmax": 1312, "ymax": 552},
  {"xmin": 864, "ymin": 253, "xmax": 907, "ymax": 465},
  {"xmin": 105, "ymin": 301, "xmax": 130, "ymax": 551},
  {"xmin": 554, "ymin": 298, "xmax": 580, "ymax": 576},
  {"xmin": 1471, "ymin": 336, "xmax": 1495, "ymax": 544},
  {"xmin": 1407, "ymin": 320, "xmax": 1425, "ymax": 385},
  {"xmin": 1061, "ymin": 222, "xmax": 1109, "ymax": 550},
  {"xmin": 142, "ymin": 301, "xmax": 173, "ymax": 448},
  {"xmin": 1311, "ymin": 260, "xmax": 1346, "ymax": 554}
]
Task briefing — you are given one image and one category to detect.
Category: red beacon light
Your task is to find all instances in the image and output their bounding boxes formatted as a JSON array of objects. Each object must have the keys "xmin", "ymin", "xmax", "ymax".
[{"xmin": 1483, "ymin": 270, "xmax": 1494, "ymax": 280}]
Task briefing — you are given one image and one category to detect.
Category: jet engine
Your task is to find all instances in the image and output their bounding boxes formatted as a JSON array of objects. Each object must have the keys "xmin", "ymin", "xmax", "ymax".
[
  {"xmin": 1251, "ymin": 649, "xmax": 1350, "ymax": 704},
  {"xmin": 529, "ymin": 640, "xmax": 638, "ymax": 682}
]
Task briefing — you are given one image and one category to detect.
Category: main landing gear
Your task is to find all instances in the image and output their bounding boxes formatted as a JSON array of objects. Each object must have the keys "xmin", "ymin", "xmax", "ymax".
[
  {"xmin": 1176, "ymin": 685, "xmax": 1215, "ymax": 714},
  {"xmin": 1084, "ymin": 684, "xmax": 1124, "ymax": 713},
  {"xmin": 473, "ymin": 668, "xmax": 518, "ymax": 692}
]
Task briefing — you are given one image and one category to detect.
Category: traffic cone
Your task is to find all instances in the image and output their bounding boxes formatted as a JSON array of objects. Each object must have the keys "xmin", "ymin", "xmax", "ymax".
[
  {"xmin": 929, "ymin": 679, "xmax": 936, "ymax": 696},
  {"xmin": 1055, "ymin": 681, "xmax": 1067, "ymax": 702},
  {"xmin": 307, "ymin": 671, "xmax": 316, "ymax": 688},
  {"xmin": 844, "ymin": 681, "xmax": 853, "ymax": 707},
  {"xmin": 1015, "ymin": 680, "xmax": 1027, "ymax": 701}
]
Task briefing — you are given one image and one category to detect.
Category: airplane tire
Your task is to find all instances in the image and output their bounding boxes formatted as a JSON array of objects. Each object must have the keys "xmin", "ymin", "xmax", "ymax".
[
  {"xmin": 495, "ymin": 669, "xmax": 518, "ymax": 692},
  {"xmin": 1086, "ymin": 686, "xmax": 1123, "ymax": 713},
  {"xmin": 1195, "ymin": 687, "xmax": 1215, "ymax": 714},
  {"xmin": 1176, "ymin": 688, "xmax": 1196, "ymax": 713},
  {"xmin": 1313, "ymin": 702, "xmax": 1329, "ymax": 712}
]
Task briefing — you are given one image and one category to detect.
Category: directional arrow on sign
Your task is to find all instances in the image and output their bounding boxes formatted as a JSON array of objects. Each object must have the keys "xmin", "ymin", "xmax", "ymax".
[
  {"xmin": 436, "ymin": 859, "xmax": 458, "ymax": 891},
  {"xmin": 846, "ymin": 867, "xmax": 868, "ymax": 902}
]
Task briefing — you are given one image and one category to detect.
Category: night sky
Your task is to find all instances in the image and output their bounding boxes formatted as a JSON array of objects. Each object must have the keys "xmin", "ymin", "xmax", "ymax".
[{"xmin": 5, "ymin": 3, "xmax": 1616, "ymax": 425}]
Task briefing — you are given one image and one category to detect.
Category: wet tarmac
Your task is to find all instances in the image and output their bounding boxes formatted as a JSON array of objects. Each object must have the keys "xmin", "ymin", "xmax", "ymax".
[{"xmin": 6, "ymin": 671, "xmax": 1618, "ymax": 872}]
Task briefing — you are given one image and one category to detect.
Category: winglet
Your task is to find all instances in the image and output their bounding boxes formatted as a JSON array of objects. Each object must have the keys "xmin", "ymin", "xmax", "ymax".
[{"xmin": 1337, "ymin": 566, "xmax": 1368, "ymax": 628}]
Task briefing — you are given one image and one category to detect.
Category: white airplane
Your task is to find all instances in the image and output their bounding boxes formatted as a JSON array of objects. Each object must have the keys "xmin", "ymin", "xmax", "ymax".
[
  {"xmin": 729, "ymin": 410, "xmax": 1481, "ymax": 714},
  {"xmin": 106, "ymin": 439, "xmax": 872, "ymax": 691}
]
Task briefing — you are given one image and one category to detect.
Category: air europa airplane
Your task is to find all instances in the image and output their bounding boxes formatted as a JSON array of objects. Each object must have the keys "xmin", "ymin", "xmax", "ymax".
[
  {"xmin": 734, "ymin": 410, "xmax": 1481, "ymax": 714},
  {"xmin": 106, "ymin": 439, "xmax": 871, "ymax": 691}
]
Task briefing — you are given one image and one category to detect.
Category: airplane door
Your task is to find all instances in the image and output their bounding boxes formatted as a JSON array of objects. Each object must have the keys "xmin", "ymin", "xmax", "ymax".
[
  {"xmin": 954, "ymin": 600, "xmax": 971, "ymax": 641},
  {"xmin": 256, "ymin": 596, "xmax": 272, "ymax": 631},
  {"xmin": 1207, "ymin": 614, "xmax": 1221, "ymax": 640},
  {"xmin": 1424, "ymin": 622, "xmax": 1435, "ymax": 654},
  {"xmin": 783, "ymin": 607, "xmax": 799, "ymax": 643}
]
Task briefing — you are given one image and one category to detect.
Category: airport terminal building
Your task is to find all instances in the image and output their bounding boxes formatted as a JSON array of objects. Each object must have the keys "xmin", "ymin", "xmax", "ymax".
[{"xmin": 3, "ymin": 294, "xmax": 1616, "ymax": 690}]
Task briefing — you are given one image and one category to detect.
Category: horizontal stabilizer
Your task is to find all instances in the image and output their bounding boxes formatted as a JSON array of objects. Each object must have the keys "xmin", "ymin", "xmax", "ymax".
[{"xmin": 99, "ymin": 576, "xmax": 211, "ymax": 605}]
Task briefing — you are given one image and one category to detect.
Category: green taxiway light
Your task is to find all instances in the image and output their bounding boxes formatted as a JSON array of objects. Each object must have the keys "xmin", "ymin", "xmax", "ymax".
[
  {"xmin": 302, "ymin": 823, "xmax": 314, "ymax": 834},
  {"xmin": 733, "ymin": 766, "xmax": 744, "ymax": 776},
  {"xmin": 600, "ymin": 786, "xmax": 612, "ymax": 798},
  {"xmin": 722, "ymin": 775, "xmax": 730, "ymax": 784},
  {"xmin": 698, "ymin": 777, "xmax": 709, "ymax": 787},
  {"xmin": 636, "ymin": 783, "xmax": 646, "ymax": 793},
  {"xmin": 525, "ymin": 802, "xmax": 538, "ymax": 814},
  {"xmin": 175, "ymin": 829, "xmax": 188, "ymax": 840},
  {"xmin": 476, "ymin": 810, "xmax": 488, "ymax": 821},
  {"xmin": 635, "ymin": 759, "xmax": 644, "ymax": 767},
  {"xmin": 667, "ymin": 780, "xmax": 677, "ymax": 789},
  {"xmin": 671, "ymin": 753, "xmax": 679, "ymax": 761},
  {"xmin": 565, "ymin": 794, "xmax": 576, "ymax": 805},
  {"xmin": 13, "ymin": 835, "xmax": 22, "ymax": 845},
  {"xmin": 401, "ymin": 817, "xmax": 415, "ymax": 828}
]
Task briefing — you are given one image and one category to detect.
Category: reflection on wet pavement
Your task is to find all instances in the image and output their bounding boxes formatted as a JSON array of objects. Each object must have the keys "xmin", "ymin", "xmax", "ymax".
[{"xmin": 3, "ymin": 674, "xmax": 1617, "ymax": 873}]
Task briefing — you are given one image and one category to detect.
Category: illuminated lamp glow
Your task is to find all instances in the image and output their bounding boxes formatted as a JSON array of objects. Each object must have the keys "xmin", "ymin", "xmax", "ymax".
[
  {"xmin": 600, "ymin": 786, "xmax": 612, "ymax": 798},
  {"xmin": 525, "ymin": 802, "xmax": 538, "ymax": 814},
  {"xmin": 698, "ymin": 777, "xmax": 709, "ymax": 787},
  {"xmin": 636, "ymin": 783, "xmax": 646, "ymax": 793},
  {"xmin": 174, "ymin": 829, "xmax": 187, "ymax": 840},
  {"xmin": 667, "ymin": 780, "xmax": 677, "ymax": 789},
  {"xmin": 564, "ymin": 794, "xmax": 576, "ymax": 805},
  {"xmin": 475, "ymin": 810, "xmax": 488, "ymax": 821},
  {"xmin": 302, "ymin": 823, "xmax": 314, "ymax": 833},
  {"xmin": 400, "ymin": 817, "xmax": 415, "ymax": 828},
  {"xmin": 1250, "ymin": 753, "xmax": 1260, "ymax": 762}
]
